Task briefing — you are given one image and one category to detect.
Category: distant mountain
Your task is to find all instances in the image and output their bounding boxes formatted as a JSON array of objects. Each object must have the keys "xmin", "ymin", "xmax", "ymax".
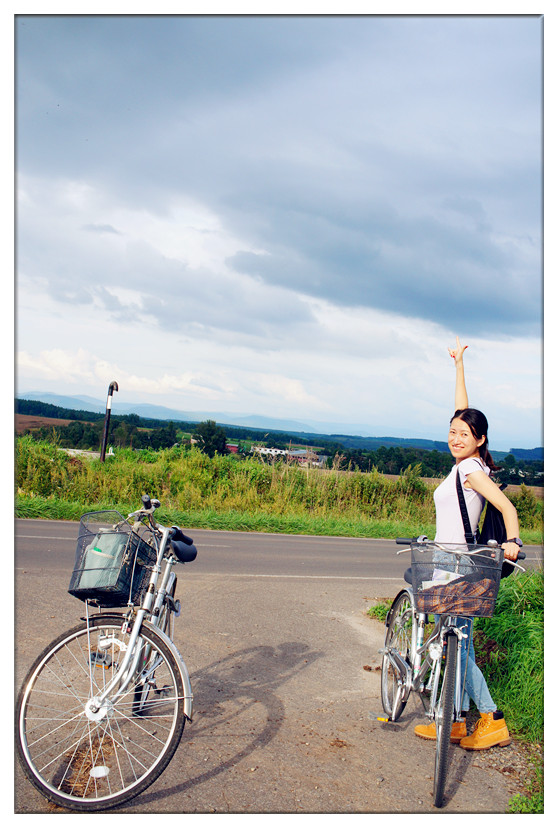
[
  {"xmin": 18, "ymin": 391, "xmax": 540, "ymax": 457},
  {"xmin": 19, "ymin": 392, "xmax": 367, "ymax": 434},
  {"xmin": 509, "ymin": 447, "xmax": 544, "ymax": 461},
  {"xmin": 21, "ymin": 392, "xmax": 106, "ymax": 414}
]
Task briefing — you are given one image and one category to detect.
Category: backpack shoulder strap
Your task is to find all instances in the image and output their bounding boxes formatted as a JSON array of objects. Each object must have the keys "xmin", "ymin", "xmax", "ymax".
[{"xmin": 455, "ymin": 467, "xmax": 476, "ymax": 545}]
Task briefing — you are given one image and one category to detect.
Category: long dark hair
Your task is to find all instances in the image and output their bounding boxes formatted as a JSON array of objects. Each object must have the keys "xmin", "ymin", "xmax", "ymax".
[{"xmin": 451, "ymin": 408, "xmax": 499, "ymax": 471}]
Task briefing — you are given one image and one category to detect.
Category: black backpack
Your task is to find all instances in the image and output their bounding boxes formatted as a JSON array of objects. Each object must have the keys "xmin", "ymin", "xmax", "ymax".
[{"xmin": 456, "ymin": 471, "xmax": 514, "ymax": 579}]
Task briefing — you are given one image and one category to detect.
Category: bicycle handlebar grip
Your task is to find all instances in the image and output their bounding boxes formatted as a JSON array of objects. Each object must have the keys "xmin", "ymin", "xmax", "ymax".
[
  {"xmin": 169, "ymin": 526, "xmax": 194, "ymax": 546},
  {"xmin": 142, "ymin": 494, "xmax": 152, "ymax": 509},
  {"xmin": 171, "ymin": 539, "xmax": 197, "ymax": 563},
  {"xmin": 517, "ymin": 550, "xmax": 526, "ymax": 560},
  {"xmin": 396, "ymin": 537, "xmax": 416, "ymax": 545}
]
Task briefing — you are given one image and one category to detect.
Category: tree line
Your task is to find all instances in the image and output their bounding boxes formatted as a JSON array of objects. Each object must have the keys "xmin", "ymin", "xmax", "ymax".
[{"xmin": 15, "ymin": 399, "xmax": 543, "ymax": 485}]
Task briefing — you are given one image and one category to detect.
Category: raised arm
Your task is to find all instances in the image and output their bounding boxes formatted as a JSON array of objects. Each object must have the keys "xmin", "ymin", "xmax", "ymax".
[{"xmin": 448, "ymin": 335, "xmax": 469, "ymax": 411}]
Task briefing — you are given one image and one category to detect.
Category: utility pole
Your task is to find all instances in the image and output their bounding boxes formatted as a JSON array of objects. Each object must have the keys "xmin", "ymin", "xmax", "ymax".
[{"xmin": 100, "ymin": 381, "xmax": 118, "ymax": 461}]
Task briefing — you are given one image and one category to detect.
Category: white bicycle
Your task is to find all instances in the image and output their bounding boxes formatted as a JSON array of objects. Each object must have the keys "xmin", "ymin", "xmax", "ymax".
[
  {"xmin": 16, "ymin": 494, "xmax": 197, "ymax": 811},
  {"xmin": 380, "ymin": 536, "xmax": 525, "ymax": 807}
]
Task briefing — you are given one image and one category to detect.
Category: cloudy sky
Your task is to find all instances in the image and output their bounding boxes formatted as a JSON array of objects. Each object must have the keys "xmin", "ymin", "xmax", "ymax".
[{"xmin": 15, "ymin": 13, "xmax": 543, "ymax": 450}]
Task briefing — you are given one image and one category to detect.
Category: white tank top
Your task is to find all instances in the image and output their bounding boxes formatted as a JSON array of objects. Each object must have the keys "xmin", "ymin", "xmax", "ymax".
[{"xmin": 433, "ymin": 457, "xmax": 489, "ymax": 544}]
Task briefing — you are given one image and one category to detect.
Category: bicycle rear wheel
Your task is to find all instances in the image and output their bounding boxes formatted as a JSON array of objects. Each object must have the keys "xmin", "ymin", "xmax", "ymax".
[
  {"xmin": 16, "ymin": 615, "xmax": 186, "ymax": 811},
  {"xmin": 433, "ymin": 632, "xmax": 458, "ymax": 808},
  {"xmin": 380, "ymin": 590, "xmax": 414, "ymax": 721}
]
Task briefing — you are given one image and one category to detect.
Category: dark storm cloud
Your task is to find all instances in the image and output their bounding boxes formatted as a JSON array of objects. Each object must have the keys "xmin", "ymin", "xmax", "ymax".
[
  {"xmin": 16, "ymin": 14, "xmax": 542, "ymax": 338},
  {"xmin": 227, "ymin": 196, "xmax": 540, "ymax": 334}
]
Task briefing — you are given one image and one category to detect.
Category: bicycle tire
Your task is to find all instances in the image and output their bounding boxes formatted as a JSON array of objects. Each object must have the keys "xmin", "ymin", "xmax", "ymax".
[
  {"xmin": 380, "ymin": 590, "xmax": 414, "ymax": 721},
  {"xmin": 433, "ymin": 631, "xmax": 458, "ymax": 808},
  {"xmin": 16, "ymin": 614, "xmax": 186, "ymax": 812}
]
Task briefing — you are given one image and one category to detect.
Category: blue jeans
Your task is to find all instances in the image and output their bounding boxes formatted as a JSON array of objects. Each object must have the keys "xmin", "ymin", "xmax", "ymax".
[
  {"xmin": 455, "ymin": 617, "xmax": 497, "ymax": 714},
  {"xmin": 435, "ymin": 616, "xmax": 497, "ymax": 714}
]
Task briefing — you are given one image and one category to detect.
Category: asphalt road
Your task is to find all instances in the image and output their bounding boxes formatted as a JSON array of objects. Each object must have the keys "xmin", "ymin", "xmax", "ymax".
[
  {"xmin": 15, "ymin": 519, "xmax": 409, "ymax": 579},
  {"xmin": 14, "ymin": 518, "xmax": 543, "ymax": 581},
  {"xmin": 14, "ymin": 520, "xmax": 543, "ymax": 815}
]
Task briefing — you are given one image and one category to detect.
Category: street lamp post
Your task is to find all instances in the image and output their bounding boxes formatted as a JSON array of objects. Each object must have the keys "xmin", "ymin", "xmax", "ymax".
[{"xmin": 100, "ymin": 381, "xmax": 118, "ymax": 461}]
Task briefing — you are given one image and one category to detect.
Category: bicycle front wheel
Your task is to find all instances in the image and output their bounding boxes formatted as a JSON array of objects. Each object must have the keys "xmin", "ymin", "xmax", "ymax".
[
  {"xmin": 433, "ymin": 632, "xmax": 458, "ymax": 808},
  {"xmin": 380, "ymin": 590, "xmax": 414, "ymax": 721},
  {"xmin": 16, "ymin": 615, "xmax": 186, "ymax": 812}
]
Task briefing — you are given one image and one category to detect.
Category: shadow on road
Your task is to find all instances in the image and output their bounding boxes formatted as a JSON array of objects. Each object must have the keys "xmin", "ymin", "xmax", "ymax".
[
  {"xmin": 133, "ymin": 640, "xmax": 325, "ymax": 808},
  {"xmin": 442, "ymin": 747, "xmax": 474, "ymax": 807}
]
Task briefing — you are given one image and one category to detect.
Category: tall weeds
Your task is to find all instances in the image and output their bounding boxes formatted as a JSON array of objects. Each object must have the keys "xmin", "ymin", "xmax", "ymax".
[
  {"xmin": 14, "ymin": 437, "xmax": 543, "ymax": 540},
  {"xmin": 477, "ymin": 569, "xmax": 544, "ymax": 741}
]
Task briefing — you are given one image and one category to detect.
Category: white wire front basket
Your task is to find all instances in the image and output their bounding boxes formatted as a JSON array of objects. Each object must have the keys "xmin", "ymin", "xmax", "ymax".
[
  {"xmin": 68, "ymin": 511, "xmax": 157, "ymax": 607},
  {"xmin": 411, "ymin": 542, "xmax": 505, "ymax": 617}
]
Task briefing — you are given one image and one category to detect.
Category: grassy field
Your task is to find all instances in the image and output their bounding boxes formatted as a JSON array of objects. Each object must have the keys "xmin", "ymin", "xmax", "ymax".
[{"xmin": 15, "ymin": 437, "xmax": 543, "ymax": 543}]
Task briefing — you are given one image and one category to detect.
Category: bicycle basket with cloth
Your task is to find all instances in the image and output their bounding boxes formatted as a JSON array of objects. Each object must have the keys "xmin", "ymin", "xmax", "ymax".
[
  {"xmin": 410, "ymin": 542, "xmax": 504, "ymax": 617},
  {"xmin": 68, "ymin": 510, "xmax": 157, "ymax": 607}
]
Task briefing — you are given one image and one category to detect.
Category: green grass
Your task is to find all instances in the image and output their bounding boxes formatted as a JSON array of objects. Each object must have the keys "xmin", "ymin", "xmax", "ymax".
[
  {"xmin": 506, "ymin": 759, "xmax": 543, "ymax": 813},
  {"xmin": 14, "ymin": 492, "xmax": 437, "ymax": 539},
  {"xmin": 14, "ymin": 436, "xmax": 543, "ymax": 542},
  {"xmin": 476, "ymin": 571, "xmax": 543, "ymax": 741},
  {"xmin": 367, "ymin": 603, "xmax": 389, "ymax": 623}
]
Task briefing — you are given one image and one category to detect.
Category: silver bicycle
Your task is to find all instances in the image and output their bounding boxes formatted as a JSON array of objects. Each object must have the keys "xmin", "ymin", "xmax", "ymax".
[
  {"xmin": 380, "ymin": 536, "xmax": 525, "ymax": 808},
  {"xmin": 16, "ymin": 494, "xmax": 197, "ymax": 811}
]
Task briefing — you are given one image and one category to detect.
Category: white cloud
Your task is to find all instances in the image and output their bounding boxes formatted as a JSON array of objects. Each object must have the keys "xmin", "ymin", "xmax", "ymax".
[{"xmin": 17, "ymin": 349, "xmax": 96, "ymax": 382}]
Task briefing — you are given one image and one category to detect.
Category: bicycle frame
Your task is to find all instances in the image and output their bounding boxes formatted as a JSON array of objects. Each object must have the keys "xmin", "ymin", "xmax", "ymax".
[
  {"xmin": 83, "ymin": 520, "xmax": 193, "ymax": 719},
  {"xmin": 418, "ymin": 616, "xmax": 469, "ymax": 723},
  {"xmin": 382, "ymin": 591, "xmax": 469, "ymax": 723}
]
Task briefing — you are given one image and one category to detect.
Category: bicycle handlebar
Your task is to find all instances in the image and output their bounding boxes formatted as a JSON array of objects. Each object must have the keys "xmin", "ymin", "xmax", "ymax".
[
  {"xmin": 141, "ymin": 494, "xmax": 160, "ymax": 511},
  {"xmin": 169, "ymin": 526, "xmax": 195, "ymax": 546},
  {"xmin": 395, "ymin": 537, "xmax": 526, "ymax": 561},
  {"xmin": 135, "ymin": 495, "xmax": 198, "ymax": 562}
]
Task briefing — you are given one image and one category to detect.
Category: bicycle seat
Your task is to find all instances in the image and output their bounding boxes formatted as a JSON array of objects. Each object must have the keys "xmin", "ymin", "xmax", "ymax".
[{"xmin": 404, "ymin": 567, "xmax": 413, "ymax": 585}]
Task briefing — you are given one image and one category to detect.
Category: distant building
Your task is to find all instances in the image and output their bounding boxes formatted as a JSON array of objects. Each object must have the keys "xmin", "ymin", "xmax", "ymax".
[
  {"xmin": 251, "ymin": 445, "xmax": 325, "ymax": 468},
  {"xmin": 251, "ymin": 446, "xmax": 288, "ymax": 458},
  {"xmin": 287, "ymin": 449, "xmax": 325, "ymax": 468}
]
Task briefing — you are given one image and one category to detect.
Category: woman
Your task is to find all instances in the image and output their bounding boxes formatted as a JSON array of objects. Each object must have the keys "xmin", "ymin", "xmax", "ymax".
[{"xmin": 414, "ymin": 336, "xmax": 521, "ymax": 750}]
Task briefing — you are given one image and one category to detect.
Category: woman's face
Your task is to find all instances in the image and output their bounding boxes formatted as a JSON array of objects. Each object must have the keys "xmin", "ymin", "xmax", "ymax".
[{"xmin": 448, "ymin": 418, "xmax": 485, "ymax": 462}]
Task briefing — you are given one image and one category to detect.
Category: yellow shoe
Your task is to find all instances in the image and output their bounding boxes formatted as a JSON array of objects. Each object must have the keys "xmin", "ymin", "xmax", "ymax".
[
  {"xmin": 459, "ymin": 711, "xmax": 511, "ymax": 750},
  {"xmin": 414, "ymin": 720, "xmax": 467, "ymax": 743}
]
